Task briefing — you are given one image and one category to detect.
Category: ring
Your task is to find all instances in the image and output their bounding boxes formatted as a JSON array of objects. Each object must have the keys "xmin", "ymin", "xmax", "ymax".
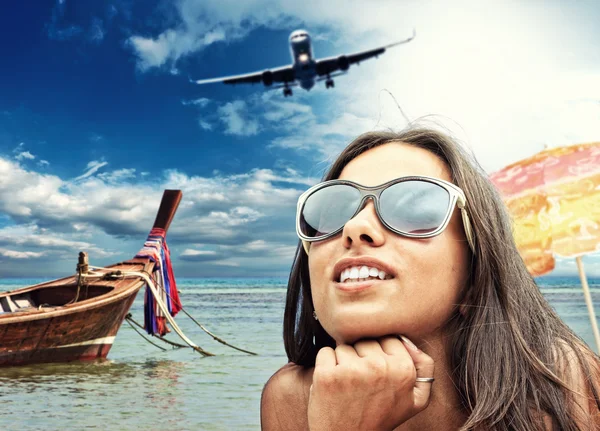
[{"xmin": 415, "ymin": 377, "xmax": 435, "ymax": 383}]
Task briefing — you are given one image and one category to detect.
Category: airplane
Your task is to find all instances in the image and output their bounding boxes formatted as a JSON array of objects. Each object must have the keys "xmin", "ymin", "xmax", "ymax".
[{"xmin": 192, "ymin": 29, "xmax": 416, "ymax": 97}]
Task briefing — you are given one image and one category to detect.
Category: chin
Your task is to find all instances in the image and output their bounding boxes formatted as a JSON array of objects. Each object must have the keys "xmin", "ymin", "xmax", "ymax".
[{"xmin": 330, "ymin": 323, "xmax": 397, "ymax": 345}]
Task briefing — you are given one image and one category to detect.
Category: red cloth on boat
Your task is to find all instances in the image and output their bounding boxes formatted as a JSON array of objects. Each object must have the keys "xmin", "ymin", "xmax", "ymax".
[
  {"xmin": 156, "ymin": 316, "xmax": 168, "ymax": 336},
  {"xmin": 162, "ymin": 240, "xmax": 182, "ymax": 316}
]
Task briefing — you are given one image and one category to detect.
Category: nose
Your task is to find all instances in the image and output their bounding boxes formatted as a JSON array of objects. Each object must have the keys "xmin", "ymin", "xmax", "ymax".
[{"xmin": 341, "ymin": 198, "xmax": 386, "ymax": 249}]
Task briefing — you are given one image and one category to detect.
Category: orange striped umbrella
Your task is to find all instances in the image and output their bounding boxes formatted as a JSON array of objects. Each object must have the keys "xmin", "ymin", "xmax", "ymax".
[{"xmin": 490, "ymin": 142, "xmax": 600, "ymax": 351}]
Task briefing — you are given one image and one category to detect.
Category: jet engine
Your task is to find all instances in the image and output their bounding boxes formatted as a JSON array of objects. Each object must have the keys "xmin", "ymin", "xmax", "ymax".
[
  {"xmin": 262, "ymin": 71, "xmax": 274, "ymax": 86},
  {"xmin": 337, "ymin": 55, "xmax": 349, "ymax": 71}
]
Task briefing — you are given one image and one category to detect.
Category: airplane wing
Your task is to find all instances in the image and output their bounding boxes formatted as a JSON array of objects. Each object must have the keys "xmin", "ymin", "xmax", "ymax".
[
  {"xmin": 192, "ymin": 64, "xmax": 295, "ymax": 86},
  {"xmin": 315, "ymin": 30, "xmax": 415, "ymax": 77}
]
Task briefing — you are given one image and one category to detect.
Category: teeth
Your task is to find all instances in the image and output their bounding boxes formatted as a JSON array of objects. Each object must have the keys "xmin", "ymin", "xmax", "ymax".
[
  {"xmin": 339, "ymin": 265, "xmax": 390, "ymax": 283},
  {"xmin": 359, "ymin": 266, "xmax": 369, "ymax": 278}
]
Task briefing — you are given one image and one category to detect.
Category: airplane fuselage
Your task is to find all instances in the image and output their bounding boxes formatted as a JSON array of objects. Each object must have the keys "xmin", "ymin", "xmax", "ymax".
[{"xmin": 289, "ymin": 30, "xmax": 316, "ymax": 90}]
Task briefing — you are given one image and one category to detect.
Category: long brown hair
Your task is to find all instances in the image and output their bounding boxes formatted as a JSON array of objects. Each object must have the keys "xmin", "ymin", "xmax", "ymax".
[{"xmin": 283, "ymin": 127, "xmax": 600, "ymax": 430}]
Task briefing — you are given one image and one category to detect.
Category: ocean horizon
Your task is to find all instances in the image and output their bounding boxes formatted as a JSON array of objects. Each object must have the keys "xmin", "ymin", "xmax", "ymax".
[{"xmin": 1, "ymin": 276, "xmax": 599, "ymax": 430}]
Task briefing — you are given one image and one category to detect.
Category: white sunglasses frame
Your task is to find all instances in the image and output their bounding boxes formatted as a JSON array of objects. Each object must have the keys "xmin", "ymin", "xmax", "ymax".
[{"xmin": 296, "ymin": 175, "xmax": 476, "ymax": 254}]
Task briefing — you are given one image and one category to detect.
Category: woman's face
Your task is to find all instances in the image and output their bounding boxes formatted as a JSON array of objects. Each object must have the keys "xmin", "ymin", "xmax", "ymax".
[{"xmin": 308, "ymin": 142, "xmax": 470, "ymax": 345}]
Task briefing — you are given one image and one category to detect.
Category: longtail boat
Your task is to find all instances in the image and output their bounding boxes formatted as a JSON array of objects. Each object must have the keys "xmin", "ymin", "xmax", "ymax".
[{"xmin": 0, "ymin": 190, "xmax": 183, "ymax": 367}]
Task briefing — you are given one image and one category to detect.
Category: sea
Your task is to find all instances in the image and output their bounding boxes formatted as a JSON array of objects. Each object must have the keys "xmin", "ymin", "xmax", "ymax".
[{"xmin": 0, "ymin": 276, "xmax": 598, "ymax": 430}]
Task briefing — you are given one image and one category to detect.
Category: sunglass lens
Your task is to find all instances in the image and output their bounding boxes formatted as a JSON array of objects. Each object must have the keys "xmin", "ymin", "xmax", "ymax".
[
  {"xmin": 300, "ymin": 184, "xmax": 361, "ymax": 238},
  {"xmin": 379, "ymin": 181, "xmax": 450, "ymax": 234}
]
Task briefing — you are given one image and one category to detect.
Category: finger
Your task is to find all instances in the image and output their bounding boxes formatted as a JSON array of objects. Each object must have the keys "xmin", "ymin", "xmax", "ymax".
[
  {"xmin": 380, "ymin": 335, "xmax": 415, "ymax": 368},
  {"xmin": 353, "ymin": 339, "xmax": 385, "ymax": 358},
  {"xmin": 379, "ymin": 335, "xmax": 412, "ymax": 356},
  {"xmin": 313, "ymin": 348, "xmax": 336, "ymax": 398},
  {"xmin": 333, "ymin": 344, "xmax": 360, "ymax": 364},
  {"xmin": 400, "ymin": 335, "xmax": 435, "ymax": 409},
  {"xmin": 315, "ymin": 346, "xmax": 337, "ymax": 370}
]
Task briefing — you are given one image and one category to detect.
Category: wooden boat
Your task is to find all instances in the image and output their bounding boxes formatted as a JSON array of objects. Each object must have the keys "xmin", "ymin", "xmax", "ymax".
[{"xmin": 0, "ymin": 190, "xmax": 182, "ymax": 367}]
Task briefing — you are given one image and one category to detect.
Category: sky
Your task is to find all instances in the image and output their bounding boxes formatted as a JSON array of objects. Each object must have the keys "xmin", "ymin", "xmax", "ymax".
[{"xmin": 0, "ymin": 0, "xmax": 599, "ymax": 278}]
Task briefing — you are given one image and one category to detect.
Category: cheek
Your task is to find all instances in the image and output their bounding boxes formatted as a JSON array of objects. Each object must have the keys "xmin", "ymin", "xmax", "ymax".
[
  {"xmin": 402, "ymin": 235, "xmax": 469, "ymax": 301},
  {"xmin": 307, "ymin": 241, "xmax": 339, "ymax": 319},
  {"xmin": 307, "ymin": 244, "xmax": 329, "ymax": 301},
  {"xmin": 431, "ymin": 242, "xmax": 470, "ymax": 309}
]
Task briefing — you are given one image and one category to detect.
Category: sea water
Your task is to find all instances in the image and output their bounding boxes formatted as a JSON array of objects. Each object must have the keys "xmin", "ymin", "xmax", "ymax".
[{"xmin": 0, "ymin": 276, "xmax": 598, "ymax": 430}]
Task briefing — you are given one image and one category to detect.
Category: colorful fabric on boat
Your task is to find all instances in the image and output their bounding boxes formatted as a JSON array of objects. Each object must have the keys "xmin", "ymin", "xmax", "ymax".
[{"xmin": 135, "ymin": 227, "xmax": 182, "ymax": 336}]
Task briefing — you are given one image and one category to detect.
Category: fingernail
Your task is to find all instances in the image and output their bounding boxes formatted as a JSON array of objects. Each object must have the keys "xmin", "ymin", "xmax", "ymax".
[{"xmin": 399, "ymin": 335, "xmax": 419, "ymax": 351}]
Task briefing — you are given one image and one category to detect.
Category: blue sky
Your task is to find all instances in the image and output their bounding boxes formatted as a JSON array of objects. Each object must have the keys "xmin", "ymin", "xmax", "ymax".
[{"xmin": 0, "ymin": 0, "xmax": 599, "ymax": 278}]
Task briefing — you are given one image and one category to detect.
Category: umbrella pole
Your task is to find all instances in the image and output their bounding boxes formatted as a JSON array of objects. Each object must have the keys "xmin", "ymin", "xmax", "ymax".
[{"xmin": 575, "ymin": 256, "xmax": 600, "ymax": 353}]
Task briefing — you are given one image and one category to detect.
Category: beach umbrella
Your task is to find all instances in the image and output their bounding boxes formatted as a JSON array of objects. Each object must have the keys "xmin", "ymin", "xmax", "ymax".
[{"xmin": 490, "ymin": 142, "xmax": 600, "ymax": 351}]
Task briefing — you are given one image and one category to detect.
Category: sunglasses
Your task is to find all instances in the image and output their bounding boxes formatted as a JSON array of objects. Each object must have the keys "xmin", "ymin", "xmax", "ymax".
[{"xmin": 296, "ymin": 175, "xmax": 475, "ymax": 253}]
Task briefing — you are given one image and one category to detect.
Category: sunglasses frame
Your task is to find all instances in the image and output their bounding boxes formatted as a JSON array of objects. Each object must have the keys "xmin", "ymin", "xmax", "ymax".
[{"xmin": 296, "ymin": 175, "xmax": 475, "ymax": 254}]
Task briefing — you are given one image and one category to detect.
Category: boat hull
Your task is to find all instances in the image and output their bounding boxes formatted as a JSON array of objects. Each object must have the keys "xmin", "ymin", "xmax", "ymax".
[{"xmin": 0, "ymin": 288, "xmax": 139, "ymax": 367}]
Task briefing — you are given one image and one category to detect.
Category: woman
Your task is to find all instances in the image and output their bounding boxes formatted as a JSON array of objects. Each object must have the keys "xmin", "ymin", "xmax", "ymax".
[{"xmin": 261, "ymin": 127, "xmax": 600, "ymax": 430}]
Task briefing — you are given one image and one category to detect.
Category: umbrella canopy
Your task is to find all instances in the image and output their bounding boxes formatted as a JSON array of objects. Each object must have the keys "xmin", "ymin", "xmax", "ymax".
[
  {"xmin": 490, "ymin": 142, "xmax": 600, "ymax": 276},
  {"xmin": 490, "ymin": 142, "xmax": 600, "ymax": 351}
]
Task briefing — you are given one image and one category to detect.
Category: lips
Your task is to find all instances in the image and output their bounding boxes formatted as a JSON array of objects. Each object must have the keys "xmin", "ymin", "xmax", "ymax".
[{"xmin": 336, "ymin": 277, "xmax": 385, "ymax": 293}]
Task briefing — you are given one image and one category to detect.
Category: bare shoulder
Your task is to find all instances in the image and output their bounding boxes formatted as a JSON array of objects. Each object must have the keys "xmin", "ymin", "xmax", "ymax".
[
  {"xmin": 552, "ymin": 339, "xmax": 600, "ymax": 423},
  {"xmin": 260, "ymin": 362, "xmax": 314, "ymax": 431},
  {"xmin": 554, "ymin": 340, "xmax": 597, "ymax": 393}
]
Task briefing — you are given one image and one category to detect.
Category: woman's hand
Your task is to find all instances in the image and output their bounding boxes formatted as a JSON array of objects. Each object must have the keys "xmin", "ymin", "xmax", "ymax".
[{"xmin": 307, "ymin": 335, "xmax": 434, "ymax": 431}]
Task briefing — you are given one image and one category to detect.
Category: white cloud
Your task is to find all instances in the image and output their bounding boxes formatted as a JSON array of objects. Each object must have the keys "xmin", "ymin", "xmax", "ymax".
[
  {"xmin": 0, "ymin": 248, "xmax": 46, "ymax": 259},
  {"xmin": 47, "ymin": 0, "xmax": 83, "ymax": 41},
  {"xmin": 212, "ymin": 260, "xmax": 240, "ymax": 267},
  {"xmin": 268, "ymin": 106, "xmax": 378, "ymax": 164},
  {"xmin": 38, "ymin": 160, "xmax": 50, "ymax": 167},
  {"xmin": 13, "ymin": 143, "xmax": 37, "ymax": 162},
  {"xmin": 181, "ymin": 249, "xmax": 218, "ymax": 257},
  {"xmin": 15, "ymin": 151, "xmax": 35, "ymax": 161},
  {"xmin": 128, "ymin": 33, "xmax": 175, "ymax": 70},
  {"xmin": 199, "ymin": 119, "xmax": 213, "ymax": 130},
  {"xmin": 192, "ymin": 94, "xmax": 372, "ymax": 163},
  {"xmin": 262, "ymin": 99, "xmax": 313, "ymax": 123},
  {"xmin": 89, "ymin": 17, "xmax": 105, "ymax": 43},
  {"xmin": 74, "ymin": 160, "xmax": 108, "ymax": 181},
  {"xmin": 0, "ymin": 158, "xmax": 64, "ymax": 217},
  {"xmin": 217, "ymin": 100, "xmax": 260, "ymax": 136},
  {"xmin": 128, "ymin": 27, "xmax": 228, "ymax": 71},
  {"xmin": 187, "ymin": 92, "xmax": 370, "ymax": 159},
  {"xmin": 182, "ymin": 97, "xmax": 211, "ymax": 107},
  {"xmin": 126, "ymin": 0, "xmax": 293, "ymax": 71},
  {"xmin": 0, "ymin": 224, "xmax": 114, "ymax": 257},
  {"xmin": 181, "ymin": 98, "xmax": 216, "ymax": 130},
  {"xmin": 97, "ymin": 168, "xmax": 136, "ymax": 183},
  {"xmin": 179, "ymin": 248, "xmax": 225, "ymax": 262}
]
